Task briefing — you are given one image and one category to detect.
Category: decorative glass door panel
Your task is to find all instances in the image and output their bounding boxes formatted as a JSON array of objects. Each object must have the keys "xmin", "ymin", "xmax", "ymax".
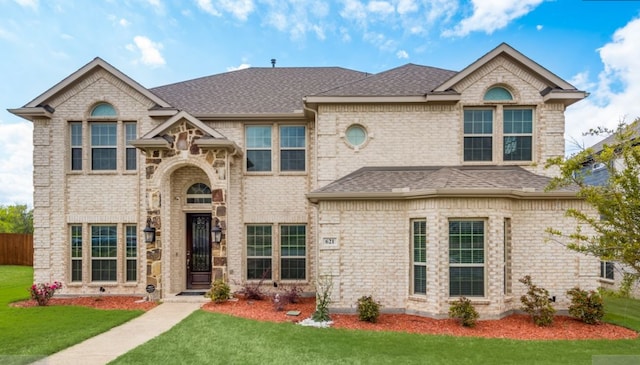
[{"xmin": 187, "ymin": 213, "xmax": 212, "ymax": 289}]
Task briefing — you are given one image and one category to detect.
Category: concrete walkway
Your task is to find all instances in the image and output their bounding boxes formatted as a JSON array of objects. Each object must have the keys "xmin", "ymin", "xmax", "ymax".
[{"xmin": 33, "ymin": 302, "xmax": 203, "ymax": 365}]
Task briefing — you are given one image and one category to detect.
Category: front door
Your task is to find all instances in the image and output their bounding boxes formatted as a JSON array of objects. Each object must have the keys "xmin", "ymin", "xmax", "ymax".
[{"xmin": 186, "ymin": 213, "xmax": 212, "ymax": 289}]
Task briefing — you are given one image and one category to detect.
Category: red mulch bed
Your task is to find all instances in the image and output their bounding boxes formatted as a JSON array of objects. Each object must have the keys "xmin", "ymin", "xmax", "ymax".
[
  {"xmin": 11, "ymin": 296, "xmax": 158, "ymax": 312},
  {"xmin": 12, "ymin": 296, "xmax": 637, "ymax": 340},
  {"xmin": 201, "ymin": 297, "xmax": 638, "ymax": 340}
]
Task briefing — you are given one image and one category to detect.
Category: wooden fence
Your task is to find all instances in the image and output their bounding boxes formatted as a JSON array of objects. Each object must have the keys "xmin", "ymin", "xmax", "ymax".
[{"xmin": 0, "ymin": 233, "xmax": 33, "ymax": 266}]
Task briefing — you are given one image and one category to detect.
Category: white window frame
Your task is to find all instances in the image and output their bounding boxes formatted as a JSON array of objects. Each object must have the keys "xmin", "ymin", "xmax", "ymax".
[
  {"xmin": 411, "ymin": 219, "xmax": 427, "ymax": 295},
  {"xmin": 448, "ymin": 219, "xmax": 486, "ymax": 298}
]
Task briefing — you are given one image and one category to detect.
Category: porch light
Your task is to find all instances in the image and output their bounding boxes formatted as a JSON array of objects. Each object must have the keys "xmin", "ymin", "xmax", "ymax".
[
  {"xmin": 143, "ymin": 218, "xmax": 156, "ymax": 243},
  {"xmin": 211, "ymin": 218, "xmax": 222, "ymax": 244}
]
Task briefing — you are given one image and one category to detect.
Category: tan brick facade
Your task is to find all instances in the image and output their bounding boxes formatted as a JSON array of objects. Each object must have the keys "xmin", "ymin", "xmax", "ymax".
[{"xmin": 15, "ymin": 45, "xmax": 597, "ymax": 317}]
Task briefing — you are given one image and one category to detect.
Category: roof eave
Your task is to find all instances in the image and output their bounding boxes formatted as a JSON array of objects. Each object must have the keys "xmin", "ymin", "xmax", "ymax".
[
  {"xmin": 307, "ymin": 189, "xmax": 579, "ymax": 203},
  {"xmin": 195, "ymin": 112, "xmax": 306, "ymax": 121},
  {"xmin": 130, "ymin": 138, "xmax": 171, "ymax": 149},
  {"xmin": 542, "ymin": 91, "xmax": 589, "ymax": 106},
  {"xmin": 7, "ymin": 107, "xmax": 53, "ymax": 121},
  {"xmin": 194, "ymin": 138, "xmax": 243, "ymax": 156},
  {"xmin": 304, "ymin": 95, "xmax": 460, "ymax": 104}
]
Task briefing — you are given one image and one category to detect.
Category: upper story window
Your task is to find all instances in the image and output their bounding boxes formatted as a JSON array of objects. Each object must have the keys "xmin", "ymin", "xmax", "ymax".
[
  {"xmin": 503, "ymin": 109, "xmax": 532, "ymax": 161},
  {"xmin": 246, "ymin": 124, "xmax": 306, "ymax": 173},
  {"xmin": 90, "ymin": 103, "xmax": 117, "ymax": 117},
  {"xmin": 463, "ymin": 110, "xmax": 493, "ymax": 161},
  {"xmin": 91, "ymin": 123, "xmax": 117, "ymax": 170},
  {"xmin": 125, "ymin": 122, "xmax": 137, "ymax": 170},
  {"xmin": 345, "ymin": 124, "xmax": 367, "ymax": 148},
  {"xmin": 186, "ymin": 183, "xmax": 212, "ymax": 204},
  {"xmin": 246, "ymin": 126, "xmax": 272, "ymax": 172},
  {"xmin": 484, "ymin": 87, "xmax": 513, "ymax": 101},
  {"xmin": 463, "ymin": 107, "xmax": 534, "ymax": 163},
  {"xmin": 280, "ymin": 126, "xmax": 305, "ymax": 171},
  {"xmin": 70, "ymin": 122, "xmax": 83, "ymax": 171}
]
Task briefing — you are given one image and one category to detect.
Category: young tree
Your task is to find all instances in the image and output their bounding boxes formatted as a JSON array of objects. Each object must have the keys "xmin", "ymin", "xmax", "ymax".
[
  {"xmin": 545, "ymin": 120, "xmax": 640, "ymax": 284},
  {"xmin": 0, "ymin": 204, "xmax": 33, "ymax": 234}
]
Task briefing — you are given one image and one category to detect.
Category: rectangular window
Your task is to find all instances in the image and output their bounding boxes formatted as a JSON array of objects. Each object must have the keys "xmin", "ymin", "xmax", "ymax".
[
  {"xmin": 504, "ymin": 218, "xmax": 512, "ymax": 295},
  {"xmin": 503, "ymin": 109, "xmax": 533, "ymax": 161},
  {"xmin": 246, "ymin": 126, "xmax": 272, "ymax": 172},
  {"xmin": 463, "ymin": 110, "xmax": 493, "ymax": 161},
  {"xmin": 247, "ymin": 225, "xmax": 272, "ymax": 280},
  {"xmin": 412, "ymin": 219, "xmax": 427, "ymax": 295},
  {"xmin": 125, "ymin": 225, "xmax": 137, "ymax": 282},
  {"xmin": 449, "ymin": 220, "xmax": 485, "ymax": 297},
  {"xmin": 70, "ymin": 122, "xmax": 83, "ymax": 171},
  {"xmin": 280, "ymin": 225, "xmax": 306, "ymax": 280},
  {"xmin": 125, "ymin": 122, "xmax": 137, "ymax": 171},
  {"xmin": 600, "ymin": 261, "xmax": 614, "ymax": 280},
  {"xmin": 91, "ymin": 123, "xmax": 117, "ymax": 170},
  {"xmin": 280, "ymin": 126, "xmax": 306, "ymax": 171},
  {"xmin": 70, "ymin": 225, "xmax": 82, "ymax": 282},
  {"xmin": 91, "ymin": 225, "xmax": 117, "ymax": 281}
]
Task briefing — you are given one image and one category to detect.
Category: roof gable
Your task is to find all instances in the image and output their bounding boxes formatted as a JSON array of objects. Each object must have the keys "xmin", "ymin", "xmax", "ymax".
[
  {"xmin": 434, "ymin": 43, "xmax": 577, "ymax": 92},
  {"xmin": 141, "ymin": 111, "xmax": 226, "ymax": 139},
  {"xmin": 24, "ymin": 57, "xmax": 171, "ymax": 109}
]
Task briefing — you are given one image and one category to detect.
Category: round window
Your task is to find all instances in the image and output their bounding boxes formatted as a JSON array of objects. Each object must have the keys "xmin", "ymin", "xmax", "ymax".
[{"xmin": 345, "ymin": 125, "xmax": 367, "ymax": 147}]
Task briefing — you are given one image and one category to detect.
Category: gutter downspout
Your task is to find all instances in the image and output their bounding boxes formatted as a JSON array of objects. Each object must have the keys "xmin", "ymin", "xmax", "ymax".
[{"xmin": 302, "ymin": 100, "xmax": 321, "ymax": 287}]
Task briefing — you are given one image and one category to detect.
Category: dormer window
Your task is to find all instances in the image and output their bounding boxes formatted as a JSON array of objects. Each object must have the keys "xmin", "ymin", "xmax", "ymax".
[
  {"xmin": 484, "ymin": 87, "xmax": 513, "ymax": 101},
  {"xmin": 90, "ymin": 103, "xmax": 117, "ymax": 117}
]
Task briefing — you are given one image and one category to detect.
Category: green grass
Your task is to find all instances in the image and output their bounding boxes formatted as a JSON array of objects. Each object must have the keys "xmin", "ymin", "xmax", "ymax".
[
  {"xmin": 0, "ymin": 265, "xmax": 146, "ymax": 365},
  {"xmin": 603, "ymin": 295, "xmax": 640, "ymax": 331},
  {"xmin": 113, "ymin": 299, "xmax": 640, "ymax": 365}
]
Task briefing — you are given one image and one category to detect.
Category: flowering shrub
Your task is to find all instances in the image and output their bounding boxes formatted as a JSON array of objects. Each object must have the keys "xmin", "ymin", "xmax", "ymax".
[{"xmin": 29, "ymin": 281, "xmax": 63, "ymax": 306}]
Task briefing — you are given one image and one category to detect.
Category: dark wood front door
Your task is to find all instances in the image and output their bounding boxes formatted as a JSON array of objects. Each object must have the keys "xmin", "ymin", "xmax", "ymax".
[{"xmin": 187, "ymin": 213, "xmax": 212, "ymax": 289}]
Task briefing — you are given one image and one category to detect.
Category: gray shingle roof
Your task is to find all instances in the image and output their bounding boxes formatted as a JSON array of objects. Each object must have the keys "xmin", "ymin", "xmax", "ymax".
[
  {"xmin": 316, "ymin": 64, "xmax": 457, "ymax": 96},
  {"xmin": 312, "ymin": 166, "xmax": 577, "ymax": 194},
  {"xmin": 149, "ymin": 63, "xmax": 458, "ymax": 115},
  {"xmin": 150, "ymin": 67, "xmax": 369, "ymax": 115}
]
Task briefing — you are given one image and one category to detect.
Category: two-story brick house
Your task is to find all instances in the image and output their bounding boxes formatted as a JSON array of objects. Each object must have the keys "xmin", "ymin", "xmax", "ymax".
[{"xmin": 10, "ymin": 43, "xmax": 596, "ymax": 318}]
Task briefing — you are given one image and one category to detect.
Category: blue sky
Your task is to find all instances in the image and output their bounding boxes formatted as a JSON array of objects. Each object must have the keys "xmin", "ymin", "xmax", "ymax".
[{"xmin": 2, "ymin": 0, "xmax": 640, "ymax": 206}]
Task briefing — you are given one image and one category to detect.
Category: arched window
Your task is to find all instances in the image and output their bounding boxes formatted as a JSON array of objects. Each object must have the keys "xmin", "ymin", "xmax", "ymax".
[
  {"xmin": 186, "ymin": 183, "xmax": 212, "ymax": 204},
  {"xmin": 90, "ymin": 103, "xmax": 117, "ymax": 117},
  {"xmin": 484, "ymin": 87, "xmax": 513, "ymax": 101}
]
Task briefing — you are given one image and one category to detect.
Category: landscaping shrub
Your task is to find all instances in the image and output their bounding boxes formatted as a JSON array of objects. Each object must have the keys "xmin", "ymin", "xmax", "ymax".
[
  {"xmin": 312, "ymin": 275, "xmax": 333, "ymax": 322},
  {"xmin": 519, "ymin": 275, "xmax": 555, "ymax": 327},
  {"xmin": 237, "ymin": 269, "xmax": 269, "ymax": 300},
  {"xmin": 448, "ymin": 297, "xmax": 479, "ymax": 327},
  {"xmin": 208, "ymin": 279, "xmax": 231, "ymax": 303},
  {"xmin": 280, "ymin": 285, "xmax": 302, "ymax": 304},
  {"xmin": 29, "ymin": 281, "xmax": 63, "ymax": 306},
  {"xmin": 357, "ymin": 295, "xmax": 381, "ymax": 323},
  {"xmin": 567, "ymin": 287, "xmax": 604, "ymax": 324}
]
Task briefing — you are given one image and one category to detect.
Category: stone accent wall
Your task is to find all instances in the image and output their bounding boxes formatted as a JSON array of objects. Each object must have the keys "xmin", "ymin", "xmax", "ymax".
[{"xmin": 143, "ymin": 120, "xmax": 229, "ymax": 295}]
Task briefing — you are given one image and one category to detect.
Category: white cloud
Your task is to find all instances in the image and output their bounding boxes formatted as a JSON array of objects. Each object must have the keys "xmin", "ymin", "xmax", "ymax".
[
  {"xmin": 146, "ymin": 0, "xmax": 161, "ymax": 7},
  {"xmin": 219, "ymin": 0, "xmax": 254, "ymax": 21},
  {"xmin": 227, "ymin": 63, "xmax": 251, "ymax": 71},
  {"xmin": 196, "ymin": 0, "xmax": 254, "ymax": 20},
  {"xmin": 367, "ymin": 1, "xmax": 394, "ymax": 15},
  {"xmin": 397, "ymin": 0, "xmax": 418, "ymax": 15},
  {"xmin": 262, "ymin": 0, "xmax": 329, "ymax": 41},
  {"xmin": 0, "ymin": 121, "xmax": 33, "ymax": 206},
  {"xmin": 196, "ymin": 0, "xmax": 221, "ymax": 16},
  {"xmin": 120, "ymin": 18, "xmax": 130, "ymax": 27},
  {"xmin": 128, "ymin": 36, "xmax": 166, "ymax": 67},
  {"xmin": 396, "ymin": 49, "xmax": 409, "ymax": 59},
  {"xmin": 0, "ymin": 27, "xmax": 18, "ymax": 43},
  {"xmin": 442, "ymin": 0, "xmax": 543, "ymax": 37},
  {"xmin": 536, "ymin": 24, "xmax": 543, "ymax": 31},
  {"xmin": 14, "ymin": 0, "xmax": 37, "ymax": 10},
  {"xmin": 565, "ymin": 18, "xmax": 640, "ymax": 153}
]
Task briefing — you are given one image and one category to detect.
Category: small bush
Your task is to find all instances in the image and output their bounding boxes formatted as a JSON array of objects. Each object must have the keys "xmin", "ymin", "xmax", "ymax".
[
  {"xmin": 208, "ymin": 279, "xmax": 230, "ymax": 303},
  {"xmin": 312, "ymin": 275, "xmax": 333, "ymax": 322},
  {"xmin": 29, "ymin": 281, "xmax": 63, "ymax": 306},
  {"xmin": 448, "ymin": 297, "xmax": 479, "ymax": 327},
  {"xmin": 357, "ymin": 296, "xmax": 381, "ymax": 323},
  {"xmin": 519, "ymin": 275, "xmax": 556, "ymax": 327},
  {"xmin": 237, "ymin": 269, "xmax": 269, "ymax": 300},
  {"xmin": 281, "ymin": 285, "xmax": 302, "ymax": 304},
  {"xmin": 566, "ymin": 287, "xmax": 604, "ymax": 324}
]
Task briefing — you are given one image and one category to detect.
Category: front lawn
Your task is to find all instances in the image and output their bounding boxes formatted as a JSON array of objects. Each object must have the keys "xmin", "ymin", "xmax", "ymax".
[
  {"xmin": 112, "ymin": 297, "xmax": 640, "ymax": 365},
  {"xmin": 0, "ymin": 266, "xmax": 146, "ymax": 365}
]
